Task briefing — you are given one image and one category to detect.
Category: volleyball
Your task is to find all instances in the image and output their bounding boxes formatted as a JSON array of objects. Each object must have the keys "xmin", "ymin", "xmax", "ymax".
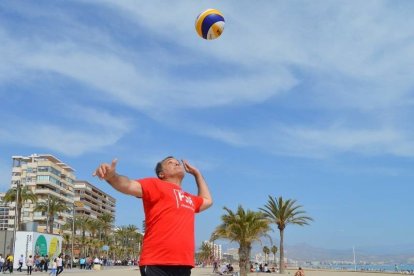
[{"xmin": 195, "ymin": 9, "xmax": 225, "ymax": 40}]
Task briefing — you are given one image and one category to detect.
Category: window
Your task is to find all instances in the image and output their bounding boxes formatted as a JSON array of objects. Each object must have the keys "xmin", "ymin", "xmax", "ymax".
[
  {"xmin": 49, "ymin": 176, "xmax": 60, "ymax": 185},
  {"xmin": 37, "ymin": 175, "xmax": 49, "ymax": 182},
  {"xmin": 38, "ymin": 166, "xmax": 49, "ymax": 172},
  {"xmin": 50, "ymin": 167, "xmax": 61, "ymax": 176}
]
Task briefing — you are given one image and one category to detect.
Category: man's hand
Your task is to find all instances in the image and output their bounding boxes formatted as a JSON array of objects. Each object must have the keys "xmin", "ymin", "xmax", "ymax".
[
  {"xmin": 92, "ymin": 159, "xmax": 142, "ymax": 197},
  {"xmin": 182, "ymin": 159, "xmax": 200, "ymax": 176},
  {"xmin": 182, "ymin": 159, "xmax": 213, "ymax": 211},
  {"xmin": 93, "ymin": 159, "xmax": 118, "ymax": 181}
]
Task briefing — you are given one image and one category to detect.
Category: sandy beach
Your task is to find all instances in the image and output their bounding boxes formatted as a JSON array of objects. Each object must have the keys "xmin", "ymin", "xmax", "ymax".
[{"xmin": 51, "ymin": 266, "xmax": 401, "ymax": 276}]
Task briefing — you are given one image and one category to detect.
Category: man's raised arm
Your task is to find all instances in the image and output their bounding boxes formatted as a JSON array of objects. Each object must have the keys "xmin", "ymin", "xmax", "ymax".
[
  {"xmin": 93, "ymin": 159, "xmax": 142, "ymax": 197},
  {"xmin": 182, "ymin": 160, "xmax": 213, "ymax": 212}
]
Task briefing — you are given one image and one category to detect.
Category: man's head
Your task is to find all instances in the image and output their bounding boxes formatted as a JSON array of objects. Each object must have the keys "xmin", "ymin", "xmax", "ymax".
[{"xmin": 155, "ymin": 156, "xmax": 185, "ymax": 180}]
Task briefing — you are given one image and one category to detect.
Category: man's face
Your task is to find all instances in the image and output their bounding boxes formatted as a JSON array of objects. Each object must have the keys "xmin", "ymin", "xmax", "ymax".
[{"xmin": 160, "ymin": 158, "xmax": 185, "ymax": 179}]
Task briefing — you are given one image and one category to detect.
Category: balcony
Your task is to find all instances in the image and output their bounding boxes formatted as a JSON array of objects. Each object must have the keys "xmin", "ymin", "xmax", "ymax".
[{"xmin": 35, "ymin": 189, "xmax": 73, "ymax": 203}]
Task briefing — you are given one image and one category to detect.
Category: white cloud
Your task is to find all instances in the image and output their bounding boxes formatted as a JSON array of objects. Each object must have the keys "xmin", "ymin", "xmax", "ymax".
[
  {"xmin": 63, "ymin": 104, "xmax": 132, "ymax": 131},
  {"xmin": 5, "ymin": 124, "xmax": 121, "ymax": 157},
  {"xmin": 4, "ymin": 0, "xmax": 413, "ymax": 112},
  {"xmin": 0, "ymin": 106, "xmax": 132, "ymax": 157},
  {"xmin": 182, "ymin": 119, "xmax": 414, "ymax": 158},
  {"xmin": 2, "ymin": 0, "xmax": 414, "ymax": 159}
]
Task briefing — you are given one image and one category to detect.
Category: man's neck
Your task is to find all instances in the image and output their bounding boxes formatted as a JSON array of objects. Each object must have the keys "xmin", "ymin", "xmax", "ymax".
[{"xmin": 163, "ymin": 176, "xmax": 183, "ymax": 186}]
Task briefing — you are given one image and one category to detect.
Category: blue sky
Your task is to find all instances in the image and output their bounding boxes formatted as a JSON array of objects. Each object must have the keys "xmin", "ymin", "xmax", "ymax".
[{"xmin": 1, "ymin": 1, "xmax": 414, "ymax": 252}]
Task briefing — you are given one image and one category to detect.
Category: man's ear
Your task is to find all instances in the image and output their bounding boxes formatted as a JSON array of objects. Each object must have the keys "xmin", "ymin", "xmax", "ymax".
[{"xmin": 158, "ymin": 172, "xmax": 164, "ymax": 179}]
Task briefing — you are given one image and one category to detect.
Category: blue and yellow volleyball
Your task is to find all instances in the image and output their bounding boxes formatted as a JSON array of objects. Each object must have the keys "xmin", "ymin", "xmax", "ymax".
[{"xmin": 195, "ymin": 9, "xmax": 225, "ymax": 40}]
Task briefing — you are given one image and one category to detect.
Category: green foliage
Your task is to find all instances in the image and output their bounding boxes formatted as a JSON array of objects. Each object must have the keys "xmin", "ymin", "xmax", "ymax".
[
  {"xmin": 198, "ymin": 242, "xmax": 213, "ymax": 264},
  {"xmin": 211, "ymin": 205, "xmax": 271, "ymax": 276},
  {"xmin": 260, "ymin": 196, "xmax": 313, "ymax": 231},
  {"xmin": 260, "ymin": 196, "xmax": 313, "ymax": 274},
  {"xmin": 4, "ymin": 185, "xmax": 37, "ymax": 230},
  {"xmin": 34, "ymin": 195, "xmax": 70, "ymax": 233},
  {"xmin": 263, "ymin": 245, "xmax": 270, "ymax": 263}
]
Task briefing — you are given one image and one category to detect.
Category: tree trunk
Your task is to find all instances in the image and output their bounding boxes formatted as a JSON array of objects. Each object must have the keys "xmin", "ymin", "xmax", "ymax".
[
  {"xmin": 17, "ymin": 203, "xmax": 22, "ymax": 231},
  {"xmin": 82, "ymin": 230, "xmax": 86, "ymax": 255},
  {"xmin": 279, "ymin": 229, "xmax": 285, "ymax": 274},
  {"xmin": 238, "ymin": 244, "xmax": 250, "ymax": 276},
  {"xmin": 49, "ymin": 217, "xmax": 54, "ymax": 234}
]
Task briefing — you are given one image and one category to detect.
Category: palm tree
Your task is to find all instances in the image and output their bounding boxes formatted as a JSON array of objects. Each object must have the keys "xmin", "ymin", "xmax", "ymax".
[
  {"xmin": 132, "ymin": 230, "xmax": 143, "ymax": 257},
  {"xmin": 77, "ymin": 215, "xmax": 91, "ymax": 255},
  {"xmin": 98, "ymin": 213, "xmax": 114, "ymax": 244},
  {"xmin": 62, "ymin": 233, "xmax": 71, "ymax": 255},
  {"xmin": 271, "ymin": 245, "xmax": 278, "ymax": 265},
  {"xmin": 115, "ymin": 226, "xmax": 129, "ymax": 260},
  {"xmin": 84, "ymin": 238, "xmax": 95, "ymax": 257},
  {"xmin": 198, "ymin": 242, "xmax": 213, "ymax": 265},
  {"xmin": 87, "ymin": 218, "xmax": 101, "ymax": 239},
  {"xmin": 34, "ymin": 195, "xmax": 70, "ymax": 233},
  {"xmin": 263, "ymin": 246, "xmax": 270, "ymax": 264},
  {"xmin": 211, "ymin": 205, "xmax": 271, "ymax": 276},
  {"xmin": 4, "ymin": 184, "xmax": 37, "ymax": 230},
  {"xmin": 126, "ymin": 224, "xmax": 139, "ymax": 259},
  {"xmin": 260, "ymin": 196, "xmax": 313, "ymax": 274}
]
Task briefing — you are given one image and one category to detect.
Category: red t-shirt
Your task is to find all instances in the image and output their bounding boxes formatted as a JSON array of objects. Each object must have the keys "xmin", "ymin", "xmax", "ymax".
[{"xmin": 137, "ymin": 178, "xmax": 203, "ymax": 267}]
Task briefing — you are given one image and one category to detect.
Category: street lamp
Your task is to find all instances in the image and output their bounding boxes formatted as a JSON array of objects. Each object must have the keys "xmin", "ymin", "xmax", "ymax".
[
  {"xmin": 46, "ymin": 194, "xmax": 50, "ymax": 233},
  {"xmin": 71, "ymin": 205, "xmax": 75, "ymax": 268},
  {"xmin": 71, "ymin": 201, "xmax": 84, "ymax": 268},
  {"xmin": 12, "ymin": 180, "xmax": 21, "ymax": 255}
]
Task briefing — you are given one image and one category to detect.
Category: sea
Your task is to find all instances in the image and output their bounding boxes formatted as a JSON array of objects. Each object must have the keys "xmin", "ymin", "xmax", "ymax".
[{"xmin": 306, "ymin": 264, "xmax": 414, "ymax": 273}]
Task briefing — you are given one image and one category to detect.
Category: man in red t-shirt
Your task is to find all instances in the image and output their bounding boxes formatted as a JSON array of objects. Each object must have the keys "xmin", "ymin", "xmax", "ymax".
[{"xmin": 93, "ymin": 156, "xmax": 213, "ymax": 276}]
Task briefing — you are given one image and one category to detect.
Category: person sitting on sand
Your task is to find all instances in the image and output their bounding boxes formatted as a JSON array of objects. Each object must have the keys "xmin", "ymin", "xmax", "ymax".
[{"xmin": 295, "ymin": 267, "xmax": 305, "ymax": 276}]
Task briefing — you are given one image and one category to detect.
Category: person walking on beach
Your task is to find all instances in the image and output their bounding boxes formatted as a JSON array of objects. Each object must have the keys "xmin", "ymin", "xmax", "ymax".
[
  {"xmin": 17, "ymin": 254, "xmax": 24, "ymax": 272},
  {"xmin": 295, "ymin": 267, "xmax": 305, "ymax": 276},
  {"xmin": 44, "ymin": 255, "xmax": 50, "ymax": 272},
  {"xmin": 56, "ymin": 254, "xmax": 63, "ymax": 275},
  {"xmin": 26, "ymin": 255, "xmax": 34, "ymax": 275},
  {"xmin": 6, "ymin": 253, "xmax": 13, "ymax": 273},
  {"xmin": 213, "ymin": 261, "xmax": 218, "ymax": 273},
  {"xmin": 93, "ymin": 156, "xmax": 213, "ymax": 276},
  {"xmin": 0, "ymin": 254, "xmax": 4, "ymax": 273},
  {"xmin": 49, "ymin": 258, "xmax": 57, "ymax": 276}
]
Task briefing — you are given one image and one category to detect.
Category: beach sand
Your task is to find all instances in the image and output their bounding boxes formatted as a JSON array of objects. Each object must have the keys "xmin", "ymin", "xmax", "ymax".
[{"xmin": 58, "ymin": 266, "xmax": 400, "ymax": 276}]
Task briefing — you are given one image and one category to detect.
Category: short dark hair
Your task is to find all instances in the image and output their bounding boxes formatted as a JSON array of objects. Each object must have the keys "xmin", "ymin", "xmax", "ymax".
[{"xmin": 155, "ymin": 156, "xmax": 175, "ymax": 178}]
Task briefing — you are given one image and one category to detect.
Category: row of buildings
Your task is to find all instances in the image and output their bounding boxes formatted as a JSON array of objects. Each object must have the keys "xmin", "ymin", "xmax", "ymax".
[{"xmin": 0, "ymin": 154, "xmax": 116, "ymax": 233}]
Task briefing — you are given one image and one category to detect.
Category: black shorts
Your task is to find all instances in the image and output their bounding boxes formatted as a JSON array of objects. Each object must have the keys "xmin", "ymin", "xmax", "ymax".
[{"xmin": 139, "ymin": 265, "xmax": 191, "ymax": 276}]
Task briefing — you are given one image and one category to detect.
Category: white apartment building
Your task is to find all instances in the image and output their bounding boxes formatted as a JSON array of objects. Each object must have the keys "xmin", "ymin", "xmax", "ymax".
[
  {"xmin": 226, "ymin": 247, "xmax": 239, "ymax": 261},
  {"xmin": 73, "ymin": 180, "xmax": 116, "ymax": 220},
  {"xmin": 9, "ymin": 154, "xmax": 76, "ymax": 234},
  {"xmin": 203, "ymin": 241, "xmax": 223, "ymax": 260},
  {"xmin": 0, "ymin": 193, "xmax": 9, "ymax": 230}
]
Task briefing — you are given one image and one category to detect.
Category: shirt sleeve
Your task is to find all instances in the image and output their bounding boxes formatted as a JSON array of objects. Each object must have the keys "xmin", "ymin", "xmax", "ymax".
[
  {"xmin": 137, "ymin": 178, "xmax": 160, "ymax": 202},
  {"xmin": 192, "ymin": 194, "xmax": 204, "ymax": 213}
]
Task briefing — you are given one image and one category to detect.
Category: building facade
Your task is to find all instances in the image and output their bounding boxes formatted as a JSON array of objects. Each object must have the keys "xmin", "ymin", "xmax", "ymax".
[
  {"xmin": 0, "ymin": 193, "xmax": 9, "ymax": 231},
  {"xmin": 226, "ymin": 248, "xmax": 239, "ymax": 261},
  {"xmin": 203, "ymin": 241, "xmax": 223, "ymax": 260},
  {"xmin": 9, "ymin": 154, "xmax": 76, "ymax": 234},
  {"xmin": 73, "ymin": 180, "xmax": 116, "ymax": 220}
]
